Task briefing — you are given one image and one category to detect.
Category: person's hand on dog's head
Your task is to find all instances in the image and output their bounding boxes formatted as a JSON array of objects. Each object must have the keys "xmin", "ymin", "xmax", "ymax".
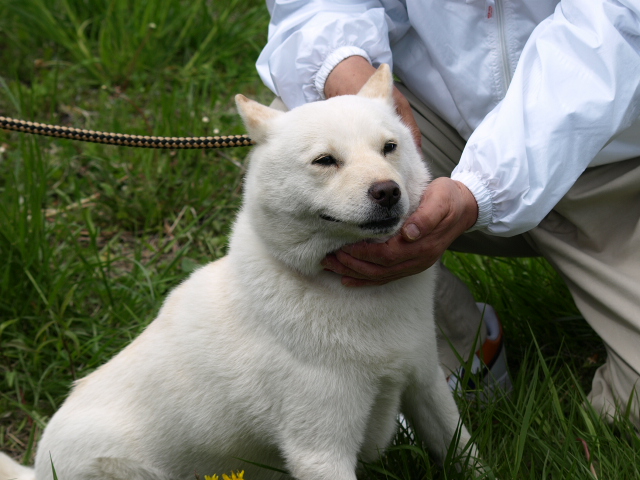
[
  {"xmin": 321, "ymin": 178, "xmax": 478, "ymax": 286},
  {"xmin": 325, "ymin": 56, "xmax": 422, "ymax": 148}
]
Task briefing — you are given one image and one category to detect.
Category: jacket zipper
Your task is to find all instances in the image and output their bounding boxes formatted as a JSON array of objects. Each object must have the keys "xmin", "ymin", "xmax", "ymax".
[{"xmin": 487, "ymin": 0, "xmax": 512, "ymax": 94}]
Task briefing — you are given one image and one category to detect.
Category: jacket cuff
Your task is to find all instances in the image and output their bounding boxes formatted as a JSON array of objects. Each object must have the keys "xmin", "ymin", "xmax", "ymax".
[
  {"xmin": 450, "ymin": 170, "xmax": 494, "ymax": 232},
  {"xmin": 314, "ymin": 46, "xmax": 372, "ymax": 100}
]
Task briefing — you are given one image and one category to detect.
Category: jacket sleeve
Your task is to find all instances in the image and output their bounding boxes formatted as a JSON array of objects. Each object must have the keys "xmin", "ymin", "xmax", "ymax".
[
  {"xmin": 452, "ymin": 0, "xmax": 640, "ymax": 236},
  {"xmin": 257, "ymin": 0, "xmax": 409, "ymax": 109}
]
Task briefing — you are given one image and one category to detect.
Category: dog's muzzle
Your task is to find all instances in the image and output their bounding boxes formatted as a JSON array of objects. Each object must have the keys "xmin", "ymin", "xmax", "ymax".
[{"xmin": 358, "ymin": 216, "xmax": 401, "ymax": 233}]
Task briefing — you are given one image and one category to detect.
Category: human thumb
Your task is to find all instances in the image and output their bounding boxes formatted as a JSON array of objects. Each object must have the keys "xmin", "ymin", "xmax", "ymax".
[{"xmin": 401, "ymin": 222, "xmax": 421, "ymax": 242}]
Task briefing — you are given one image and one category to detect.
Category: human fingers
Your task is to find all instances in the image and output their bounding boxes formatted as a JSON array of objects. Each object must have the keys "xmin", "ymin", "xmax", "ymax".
[
  {"xmin": 322, "ymin": 244, "xmax": 421, "ymax": 277},
  {"xmin": 322, "ymin": 251, "xmax": 426, "ymax": 287},
  {"xmin": 338, "ymin": 237, "xmax": 417, "ymax": 268},
  {"xmin": 340, "ymin": 271, "xmax": 420, "ymax": 287},
  {"xmin": 401, "ymin": 178, "xmax": 478, "ymax": 245}
]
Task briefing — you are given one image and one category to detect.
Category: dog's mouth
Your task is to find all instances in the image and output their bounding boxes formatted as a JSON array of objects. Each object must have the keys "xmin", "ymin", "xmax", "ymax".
[
  {"xmin": 319, "ymin": 214, "xmax": 341, "ymax": 223},
  {"xmin": 359, "ymin": 217, "xmax": 401, "ymax": 232},
  {"xmin": 319, "ymin": 213, "xmax": 401, "ymax": 234}
]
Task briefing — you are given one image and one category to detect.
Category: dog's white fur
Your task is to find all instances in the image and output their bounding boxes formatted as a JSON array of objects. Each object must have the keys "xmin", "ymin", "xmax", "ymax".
[{"xmin": 0, "ymin": 65, "xmax": 474, "ymax": 480}]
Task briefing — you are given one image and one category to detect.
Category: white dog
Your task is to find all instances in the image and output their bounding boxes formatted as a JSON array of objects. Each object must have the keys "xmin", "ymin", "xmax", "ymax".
[{"xmin": 0, "ymin": 65, "xmax": 476, "ymax": 480}]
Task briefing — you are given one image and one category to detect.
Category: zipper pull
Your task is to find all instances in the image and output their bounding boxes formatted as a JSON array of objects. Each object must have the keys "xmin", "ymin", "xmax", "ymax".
[{"xmin": 486, "ymin": 0, "xmax": 495, "ymax": 19}]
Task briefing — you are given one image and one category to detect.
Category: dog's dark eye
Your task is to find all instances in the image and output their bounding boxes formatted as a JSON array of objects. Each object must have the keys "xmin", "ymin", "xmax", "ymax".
[
  {"xmin": 383, "ymin": 142, "xmax": 397, "ymax": 155},
  {"xmin": 312, "ymin": 155, "xmax": 338, "ymax": 167}
]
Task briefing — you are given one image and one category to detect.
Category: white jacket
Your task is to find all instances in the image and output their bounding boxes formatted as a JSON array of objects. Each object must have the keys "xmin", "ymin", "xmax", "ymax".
[{"xmin": 257, "ymin": 0, "xmax": 640, "ymax": 235}]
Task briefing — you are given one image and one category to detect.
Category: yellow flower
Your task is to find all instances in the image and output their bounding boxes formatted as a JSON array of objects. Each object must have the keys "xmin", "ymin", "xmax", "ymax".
[
  {"xmin": 222, "ymin": 471, "xmax": 244, "ymax": 480},
  {"xmin": 205, "ymin": 471, "xmax": 244, "ymax": 480}
]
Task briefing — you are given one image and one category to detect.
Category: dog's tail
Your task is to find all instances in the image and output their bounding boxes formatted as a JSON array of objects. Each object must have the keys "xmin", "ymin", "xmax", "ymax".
[{"xmin": 0, "ymin": 452, "xmax": 35, "ymax": 480}]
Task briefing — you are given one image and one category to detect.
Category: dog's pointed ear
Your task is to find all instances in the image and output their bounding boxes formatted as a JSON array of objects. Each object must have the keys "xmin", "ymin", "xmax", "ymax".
[
  {"xmin": 235, "ymin": 94, "xmax": 283, "ymax": 144},
  {"xmin": 357, "ymin": 64, "xmax": 394, "ymax": 106}
]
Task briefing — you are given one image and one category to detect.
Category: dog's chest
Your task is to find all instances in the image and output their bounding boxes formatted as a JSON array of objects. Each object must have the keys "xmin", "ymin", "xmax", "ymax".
[{"xmin": 232, "ymin": 265, "xmax": 436, "ymax": 369}]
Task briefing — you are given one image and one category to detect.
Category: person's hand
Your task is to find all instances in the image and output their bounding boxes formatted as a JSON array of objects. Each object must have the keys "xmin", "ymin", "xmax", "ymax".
[
  {"xmin": 324, "ymin": 56, "xmax": 421, "ymax": 148},
  {"xmin": 321, "ymin": 178, "xmax": 479, "ymax": 286}
]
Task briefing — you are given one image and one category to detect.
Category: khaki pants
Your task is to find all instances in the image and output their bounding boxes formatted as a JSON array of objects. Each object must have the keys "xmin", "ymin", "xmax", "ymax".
[{"xmin": 399, "ymin": 84, "xmax": 640, "ymax": 427}]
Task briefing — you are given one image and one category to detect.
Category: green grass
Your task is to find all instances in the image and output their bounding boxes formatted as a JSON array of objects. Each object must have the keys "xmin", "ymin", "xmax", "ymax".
[{"xmin": 0, "ymin": 1, "xmax": 638, "ymax": 478}]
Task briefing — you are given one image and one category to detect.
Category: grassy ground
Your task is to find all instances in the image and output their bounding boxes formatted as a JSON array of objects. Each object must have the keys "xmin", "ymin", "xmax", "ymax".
[{"xmin": 0, "ymin": 1, "xmax": 638, "ymax": 478}]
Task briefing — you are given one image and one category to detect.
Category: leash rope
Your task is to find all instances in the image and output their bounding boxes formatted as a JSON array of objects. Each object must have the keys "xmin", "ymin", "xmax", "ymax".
[{"xmin": 0, "ymin": 115, "xmax": 254, "ymax": 149}]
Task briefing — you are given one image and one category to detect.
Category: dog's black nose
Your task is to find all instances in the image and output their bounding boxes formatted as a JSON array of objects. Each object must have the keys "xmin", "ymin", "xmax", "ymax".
[{"xmin": 368, "ymin": 181, "xmax": 401, "ymax": 208}]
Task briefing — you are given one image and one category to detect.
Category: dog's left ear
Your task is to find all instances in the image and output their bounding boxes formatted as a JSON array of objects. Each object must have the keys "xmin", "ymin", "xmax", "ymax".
[
  {"xmin": 235, "ymin": 94, "xmax": 283, "ymax": 144},
  {"xmin": 357, "ymin": 64, "xmax": 394, "ymax": 106}
]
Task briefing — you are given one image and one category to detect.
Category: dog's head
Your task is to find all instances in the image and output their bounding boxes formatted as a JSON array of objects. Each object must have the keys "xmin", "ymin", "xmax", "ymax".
[{"xmin": 234, "ymin": 64, "xmax": 430, "ymax": 275}]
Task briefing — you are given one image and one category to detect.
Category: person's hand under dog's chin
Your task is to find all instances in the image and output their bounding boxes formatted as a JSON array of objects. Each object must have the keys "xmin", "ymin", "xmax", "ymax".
[{"xmin": 320, "ymin": 178, "xmax": 478, "ymax": 287}]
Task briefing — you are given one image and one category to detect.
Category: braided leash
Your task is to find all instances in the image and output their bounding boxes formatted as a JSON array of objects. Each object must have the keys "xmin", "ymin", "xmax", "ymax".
[{"xmin": 0, "ymin": 115, "xmax": 254, "ymax": 149}]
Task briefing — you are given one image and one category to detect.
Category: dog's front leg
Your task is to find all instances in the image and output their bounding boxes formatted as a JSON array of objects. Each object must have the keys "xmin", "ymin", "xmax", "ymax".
[
  {"xmin": 280, "ymin": 446, "xmax": 358, "ymax": 480},
  {"xmin": 276, "ymin": 371, "xmax": 375, "ymax": 480},
  {"xmin": 401, "ymin": 362, "xmax": 477, "ymax": 465}
]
